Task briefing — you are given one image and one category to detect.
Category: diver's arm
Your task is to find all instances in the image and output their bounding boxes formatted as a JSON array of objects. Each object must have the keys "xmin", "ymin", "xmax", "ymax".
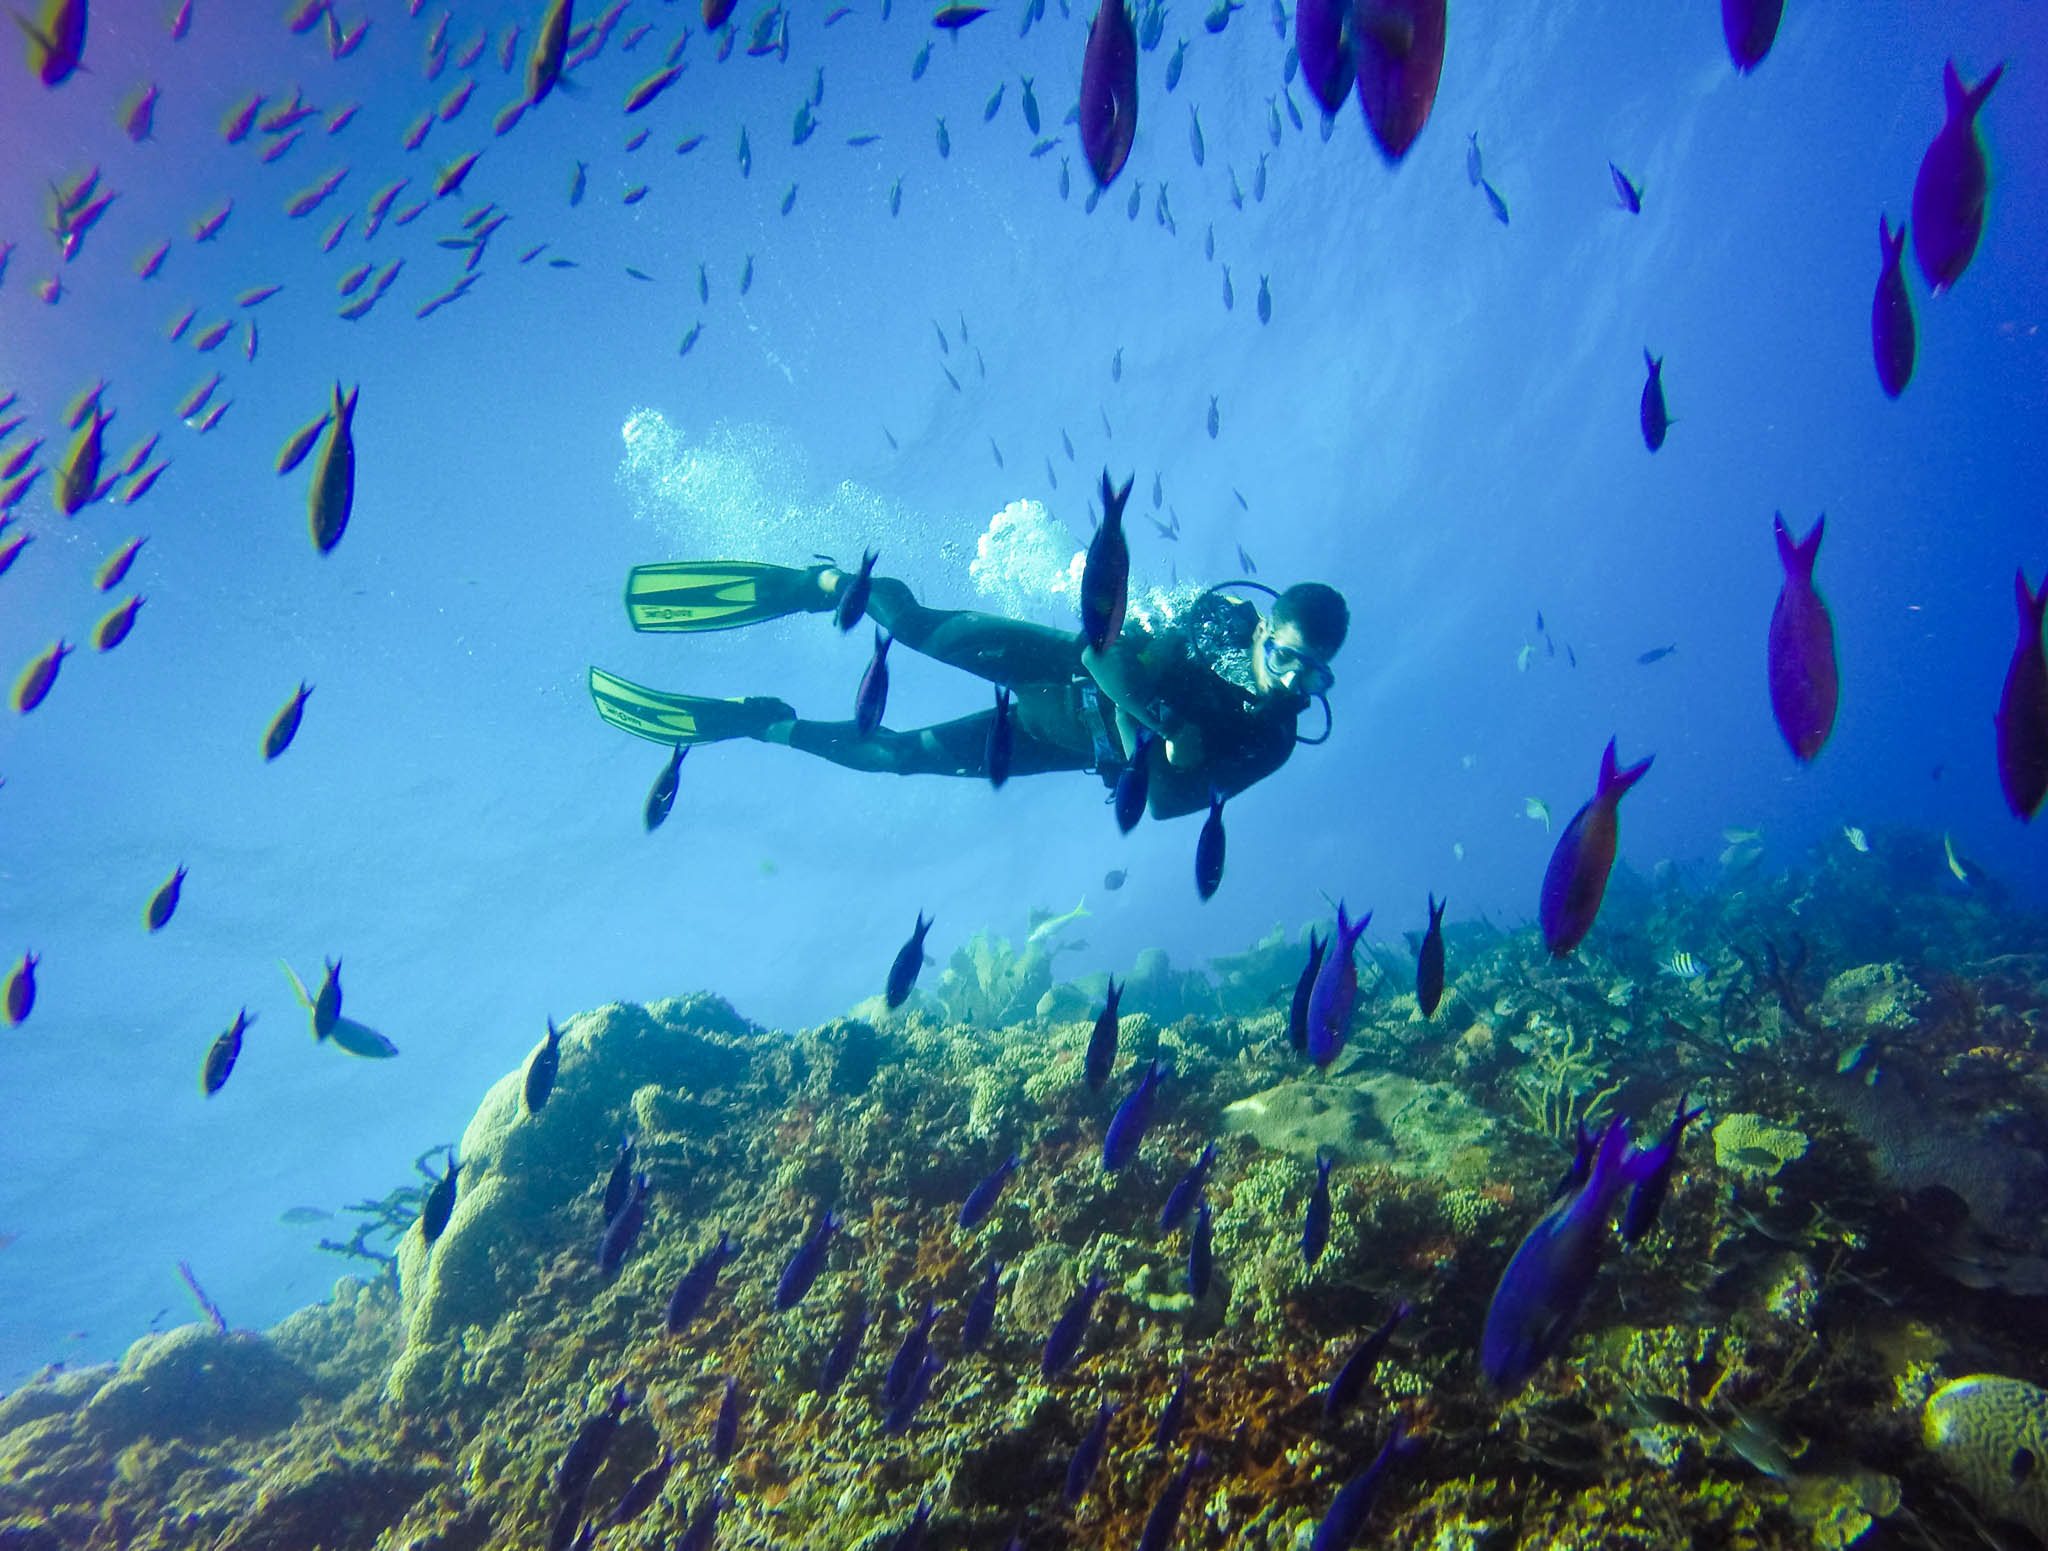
[{"xmin": 1081, "ymin": 641, "xmax": 1205, "ymax": 768}]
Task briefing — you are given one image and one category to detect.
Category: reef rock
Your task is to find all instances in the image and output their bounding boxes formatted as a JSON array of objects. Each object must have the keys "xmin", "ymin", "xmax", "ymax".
[
  {"xmin": 1923, "ymin": 1374, "xmax": 2048, "ymax": 1537},
  {"xmin": 1220, "ymin": 1068, "xmax": 1495, "ymax": 1175},
  {"xmin": 82, "ymin": 1324, "xmax": 310, "ymax": 1446},
  {"xmin": 1819, "ymin": 962, "xmax": 1927, "ymax": 1031}
]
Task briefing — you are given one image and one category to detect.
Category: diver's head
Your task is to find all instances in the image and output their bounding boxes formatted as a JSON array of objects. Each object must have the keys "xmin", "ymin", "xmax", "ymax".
[{"xmin": 1252, "ymin": 582, "xmax": 1348, "ymax": 699}]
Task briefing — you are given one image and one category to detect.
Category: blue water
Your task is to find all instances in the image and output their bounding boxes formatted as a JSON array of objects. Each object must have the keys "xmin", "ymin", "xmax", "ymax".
[{"xmin": 0, "ymin": 0, "xmax": 2039, "ymax": 1382}]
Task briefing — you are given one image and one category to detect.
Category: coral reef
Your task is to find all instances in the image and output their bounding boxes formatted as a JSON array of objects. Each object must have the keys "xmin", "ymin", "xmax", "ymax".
[{"xmin": 5, "ymin": 832, "xmax": 2048, "ymax": 1550}]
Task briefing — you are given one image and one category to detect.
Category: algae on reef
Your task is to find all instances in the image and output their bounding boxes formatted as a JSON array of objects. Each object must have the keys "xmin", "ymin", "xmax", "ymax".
[{"xmin": 7, "ymin": 833, "xmax": 2048, "ymax": 1548}]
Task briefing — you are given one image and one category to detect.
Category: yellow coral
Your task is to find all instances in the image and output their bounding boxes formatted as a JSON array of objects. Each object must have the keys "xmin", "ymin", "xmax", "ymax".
[
  {"xmin": 1710, "ymin": 1112, "xmax": 1807, "ymax": 1177},
  {"xmin": 1923, "ymin": 1375, "xmax": 2048, "ymax": 1537}
]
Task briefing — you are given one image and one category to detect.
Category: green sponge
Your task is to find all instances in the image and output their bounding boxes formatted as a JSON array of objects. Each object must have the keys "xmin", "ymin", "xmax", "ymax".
[{"xmin": 1923, "ymin": 1375, "xmax": 2048, "ymax": 1536}]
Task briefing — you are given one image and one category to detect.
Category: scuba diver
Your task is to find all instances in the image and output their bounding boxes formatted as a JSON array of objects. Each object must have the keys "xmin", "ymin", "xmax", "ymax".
[{"xmin": 588, "ymin": 535, "xmax": 1348, "ymax": 821}]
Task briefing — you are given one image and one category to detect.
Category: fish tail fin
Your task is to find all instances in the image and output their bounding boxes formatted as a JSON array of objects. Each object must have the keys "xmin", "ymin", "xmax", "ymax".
[
  {"xmin": 1643, "ymin": 347, "xmax": 1658, "ymax": 372},
  {"xmin": 1773, "ymin": 511, "xmax": 1824, "ymax": 580},
  {"xmin": 1947, "ymin": 58, "xmax": 2003, "ymax": 118},
  {"xmin": 1880, "ymin": 212, "xmax": 1904, "ymax": 261},
  {"xmin": 2017, "ymin": 568, "xmax": 2048, "ymax": 629},
  {"xmin": 1596, "ymin": 737, "xmax": 1654, "ymax": 800}
]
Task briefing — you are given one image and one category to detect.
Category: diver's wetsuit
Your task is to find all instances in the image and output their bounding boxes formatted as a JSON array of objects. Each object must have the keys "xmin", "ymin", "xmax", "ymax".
[
  {"xmin": 784, "ymin": 578, "xmax": 1306, "ymax": 819},
  {"xmin": 786, "ymin": 577, "xmax": 1114, "ymax": 778}
]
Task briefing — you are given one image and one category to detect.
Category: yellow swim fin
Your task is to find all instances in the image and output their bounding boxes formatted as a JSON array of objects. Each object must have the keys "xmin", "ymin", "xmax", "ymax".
[
  {"xmin": 588, "ymin": 667, "xmax": 792, "ymax": 747},
  {"xmin": 623, "ymin": 559, "xmax": 825, "ymax": 632}
]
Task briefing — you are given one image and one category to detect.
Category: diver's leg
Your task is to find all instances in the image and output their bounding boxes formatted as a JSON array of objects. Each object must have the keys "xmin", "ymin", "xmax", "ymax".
[
  {"xmin": 765, "ymin": 711, "xmax": 1088, "ymax": 778},
  {"xmin": 858, "ymin": 576, "xmax": 1082, "ymax": 687}
]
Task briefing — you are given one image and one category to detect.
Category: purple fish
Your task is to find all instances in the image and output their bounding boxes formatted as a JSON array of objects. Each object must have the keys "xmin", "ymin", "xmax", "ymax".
[
  {"xmin": 776, "ymin": 1207, "xmax": 840, "ymax": 1310},
  {"xmin": 1997, "ymin": 569, "xmax": 2048, "ymax": 821},
  {"xmin": 835, "ymin": 547, "xmax": 878, "ymax": 631},
  {"xmin": 882, "ymin": 1300, "xmax": 939, "ymax": 1406},
  {"xmin": 1187, "ymin": 1195, "xmax": 1212, "ymax": 1298},
  {"xmin": 1310, "ymin": 1419, "xmax": 1416, "ymax": 1551},
  {"xmin": 1194, "ymin": 787, "xmax": 1226, "ymax": 899},
  {"xmin": 1114, "ymin": 727, "xmax": 1153, "ymax": 831},
  {"xmin": 1482, "ymin": 1118, "xmax": 1657, "ymax": 1391},
  {"xmin": 1767, "ymin": 513, "xmax": 1838, "ymax": 763},
  {"xmin": 1415, "ymin": 892, "xmax": 1446, "ymax": 1018},
  {"xmin": 1085, "ymin": 976, "xmax": 1122, "ymax": 1090},
  {"xmin": 959, "ymin": 1153, "xmax": 1020, "ymax": 1229},
  {"xmin": 598, "ymin": 1172, "xmax": 650, "ymax": 1273},
  {"xmin": 855, "ymin": 628, "xmax": 890, "ymax": 737},
  {"xmin": 1288, "ymin": 928, "xmax": 1326, "ymax": 1054},
  {"xmin": 886, "ymin": 909, "xmax": 932, "ymax": 1009},
  {"xmin": 1064, "ymin": 1400, "xmax": 1119, "ymax": 1503},
  {"xmin": 664, "ymin": 1230, "xmax": 736, "ymax": 1336},
  {"xmin": 710, "ymin": 1376, "xmax": 741, "ymax": 1461},
  {"xmin": 1323, "ymin": 1299, "xmax": 1412, "ymax": 1419},
  {"xmin": 1137, "ymin": 1448, "xmax": 1208, "ymax": 1551},
  {"xmin": 1872, "ymin": 214, "xmax": 1915, "ymax": 399},
  {"xmin": 1639, "ymin": 350, "xmax": 1670, "ymax": 451},
  {"xmin": 1912, "ymin": 60, "xmax": 2002, "ymax": 295},
  {"xmin": 1719, "ymin": 0, "xmax": 1780, "ymax": 73},
  {"xmin": 961, "ymin": 1258, "xmax": 1001, "ymax": 1351},
  {"xmin": 1351, "ymin": 0, "xmax": 1444, "ymax": 164},
  {"xmin": 1102, "ymin": 1057, "xmax": 1165, "ymax": 1172},
  {"xmin": 1079, "ymin": 0, "xmax": 1138, "ymax": 187},
  {"xmin": 1306, "ymin": 903, "xmax": 1370, "ymax": 1068},
  {"xmin": 819, "ymin": 1302, "xmax": 868, "ymax": 1392},
  {"xmin": 1041, "ymin": 1270, "xmax": 1106, "ymax": 1377},
  {"xmin": 1159, "ymin": 1140, "xmax": 1215, "ymax": 1232},
  {"xmin": 1296, "ymin": 0, "xmax": 1352, "ymax": 114},
  {"xmin": 1302, "ymin": 1154, "xmax": 1333, "ymax": 1264},
  {"xmin": 22, "ymin": 0, "xmax": 87, "ymax": 85},
  {"xmin": 1081, "ymin": 469, "xmax": 1132, "ymax": 651},
  {"xmin": 1538, "ymin": 739, "xmax": 1652, "ymax": 957},
  {"xmin": 882, "ymin": 1351, "xmax": 940, "ymax": 1434},
  {"xmin": 986, "ymin": 685, "xmax": 1013, "ymax": 787},
  {"xmin": 1621, "ymin": 1093, "xmax": 1707, "ymax": 1244},
  {"xmin": 125, "ymin": 83, "xmax": 161, "ymax": 142}
]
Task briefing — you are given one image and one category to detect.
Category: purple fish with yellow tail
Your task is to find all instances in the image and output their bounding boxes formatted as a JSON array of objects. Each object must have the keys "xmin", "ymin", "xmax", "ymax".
[
  {"xmin": 1767, "ymin": 513, "xmax": 1838, "ymax": 763},
  {"xmin": 1997, "ymin": 569, "xmax": 2048, "ymax": 821},
  {"xmin": 1352, "ymin": 0, "xmax": 1444, "ymax": 164},
  {"xmin": 1306, "ymin": 902, "xmax": 1369, "ymax": 1068},
  {"xmin": 1539, "ymin": 739, "xmax": 1651, "ymax": 957},
  {"xmin": 1872, "ymin": 215, "xmax": 1914, "ymax": 399},
  {"xmin": 1912, "ymin": 60, "xmax": 2002, "ymax": 295},
  {"xmin": 1079, "ymin": 0, "xmax": 1138, "ymax": 187}
]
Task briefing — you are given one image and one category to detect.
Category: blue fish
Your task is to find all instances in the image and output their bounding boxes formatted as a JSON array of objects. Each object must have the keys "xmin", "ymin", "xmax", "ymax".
[
  {"xmin": 959, "ymin": 1154, "xmax": 1020, "ymax": 1228},
  {"xmin": 882, "ymin": 1299, "xmax": 939, "ymax": 1406},
  {"xmin": 856, "ymin": 628, "xmax": 892, "ymax": 737},
  {"xmin": 677, "ymin": 1487, "xmax": 724, "ymax": 1551},
  {"xmin": 886, "ymin": 910, "xmax": 933, "ymax": 1008},
  {"xmin": 1114, "ymin": 728, "xmax": 1153, "ymax": 832},
  {"xmin": 776, "ymin": 1207, "xmax": 840, "ymax": 1310},
  {"xmin": 1310, "ymin": 1420, "xmax": 1416, "ymax": 1551},
  {"xmin": 710, "ymin": 1375, "xmax": 742, "ymax": 1461},
  {"xmin": 835, "ymin": 548, "xmax": 878, "ymax": 631},
  {"xmin": 1152, "ymin": 1367, "xmax": 1190, "ymax": 1451},
  {"xmin": 1416, "ymin": 893, "xmax": 1447, "ymax": 1018},
  {"xmin": 664, "ymin": 1230, "xmax": 736, "ymax": 1336},
  {"xmin": 1288, "ymin": 929, "xmax": 1326, "ymax": 1054},
  {"xmin": 889, "ymin": 1502, "xmax": 931, "ymax": 1551},
  {"xmin": 1550, "ymin": 1119, "xmax": 1595, "ymax": 1202},
  {"xmin": 1621, "ymin": 1094, "xmax": 1707, "ymax": 1244},
  {"xmin": 1081, "ymin": 470, "xmax": 1132, "ymax": 651},
  {"xmin": 1137, "ymin": 1448, "xmax": 1209, "ymax": 1551},
  {"xmin": 1103, "ymin": 1057, "xmax": 1165, "ymax": 1171},
  {"xmin": 602, "ymin": 1133, "xmax": 636, "ymax": 1221},
  {"xmin": 1085, "ymin": 977, "xmax": 1122, "ymax": 1090},
  {"xmin": 818, "ymin": 1302, "xmax": 869, "ymax": 1392},
  {"xmin": 1307, "ymin": 904, "xmax": 1371, "ymax": 1067},
  {"xmin": 1324, "ymin": 1300, "xmax": 1412, "ymax": 1419},
  {"xmin": 1302, "ymin": 1155, "xmax": 1333, "ymax": 1265},
  {"xmin": 962, "ymin": 1258, "xmax": 1002, "ymax": 1351},
  {"xmin": 1188, "ymin": 1195, "xmax": 1213, "ymax": 1299},
  {"xmin": 1194, "ymin": 788, "xmax": 1226, "ymax": 898},
  {"xmin": 1159, "ymin": 1140, "xmax": 1215, "ymax": 1232},
  {"xmin": 1040, "ymin": 1270, "xmax": 1106, "ymax": 1377},
  {"xmin": 1539, "ymin": 739, "xmax": 1652, "ymax": 957},
  {"xmin": 602, "ymin": 1444, "xmax": 675, "ymax": 1529},
  {"xmin": 1481, "ymin": 1117, "xmax": 1658, "ymax": 1392},
  {"xmin": 1065, "ymin": 1400, "xmax": 1119, "ymax": 1503},
  {"xmin": 986, "ymin": 686, "xmax": 1013, "ymax": 787},
  {"xmin": 598, "ymin": 1172, "xmax": 651, "ymax": 1274},
  {"xmin": 882, "ymin": 1351, "xmax": 941, "ymax": 1433},
  {"xmin": 553, "ymin": 1381, "xmax": 629, "ymax": 1502}
]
